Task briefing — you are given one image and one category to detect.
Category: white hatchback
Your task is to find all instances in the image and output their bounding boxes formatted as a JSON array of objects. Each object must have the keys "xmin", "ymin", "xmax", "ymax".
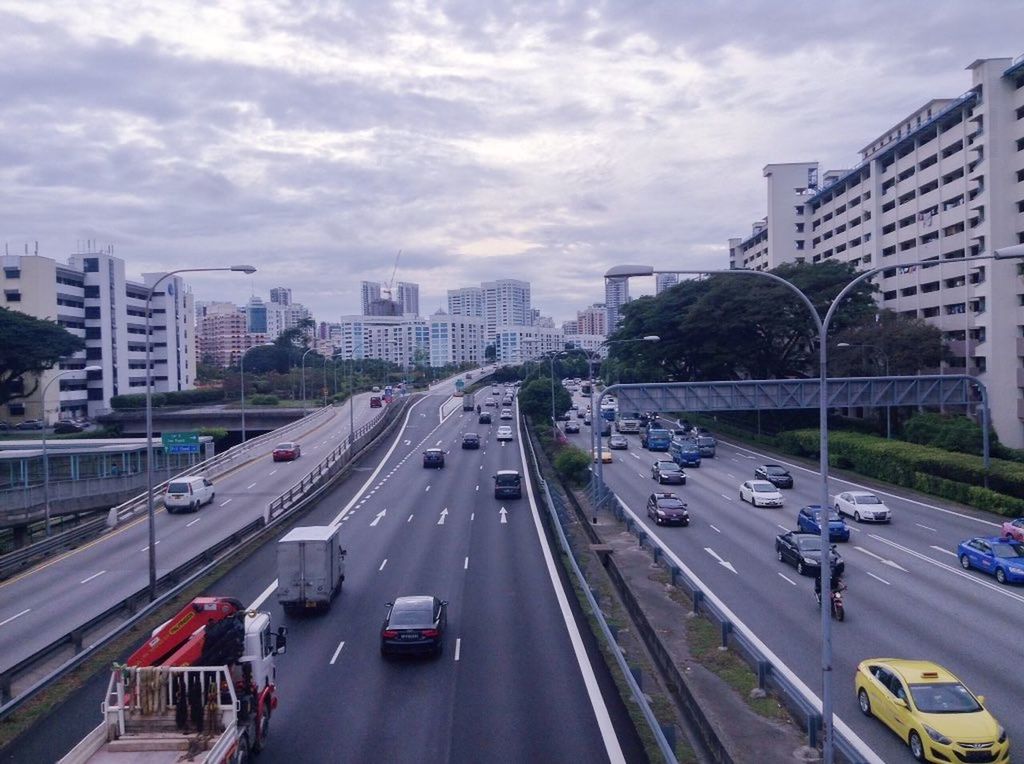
[
  {"xmin": 496, "ymin": 426, "xmax": 513, "ymax": 441},
  {"xmin": 739, "ymin": 480, "xmax": 784, "ymax": 508},
  {"xmin": 834, "ymin": 491, "xmax": 892, "ymax": 523}
]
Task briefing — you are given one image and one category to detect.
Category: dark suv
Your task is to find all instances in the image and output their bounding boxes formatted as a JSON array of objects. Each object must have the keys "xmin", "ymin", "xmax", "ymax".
[
  {"xmin": 755, "ymin": 464, "xmax": 793, "ymax": 488},
  {"xmin": 422, "ymin": 448, "xmax": 445, "ymax": 468},
  {"xmin": 478, "ymin": 411, "xmax": 492, "ymax": 424},
  {"xmin": 646, "ymin": 493, "xmax": 689, "ymax": 526},
  {"xmin": 461, "ymin": 433, "xmax": 480, "ymax": 449},
  {"xmin": 493, "ymin": 470, "xmax": 522, "ymax": 499}
]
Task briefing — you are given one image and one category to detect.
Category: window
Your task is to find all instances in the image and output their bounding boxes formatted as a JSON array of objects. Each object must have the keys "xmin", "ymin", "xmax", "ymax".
[
  {"xmin": 795, "ymin": 240, "xmax": 805, "ymax": 250},
  {"xmin": 84, "ymin": 285, "xmax": 100, "ymax": 298},
  {"xmin": 795, "ymin": 222, "xmax": 804, "ymax": 233},
  {"xmin": 2, "ymin": 267, "xmax": 20, "ymax": 279},
  {"xmin": 794, "ymin": 206, "xmax": 804, "ymax": 215},
  {"xmin": 83, "ymin": 258, "xmax": 99, "ymax": 272},
  {"xmin": 4, "ymin": 290, "xmax": 21, "ymax": 302},
  {"xmin": 85, "ymin": 327, "xmax": 102, "ymax": 340},
  {"xmin": 85, "ymin": 306, "xmax": 101, "ymax": 319},
  {"xmin": 7, "ymin": 403, "xmax": 25, "ymax": 416}
]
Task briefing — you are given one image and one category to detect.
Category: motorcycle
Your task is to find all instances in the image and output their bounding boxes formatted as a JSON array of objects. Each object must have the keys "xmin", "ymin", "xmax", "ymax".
[{"xmin": 815, "ymin": 579, "xmax": 846, "ymax": 621}]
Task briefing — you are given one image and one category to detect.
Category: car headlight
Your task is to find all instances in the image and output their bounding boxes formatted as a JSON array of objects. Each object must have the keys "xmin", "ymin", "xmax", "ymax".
[
  {"xmin": 923, "ymin": 725, "xmax": 952, "ymax": 745},
  {"xmin": 656, "ymin": 510, "xmax": 666, "ymax": 517},
  {"xmin": 1008, "ymin": 566, "xmax": 1024, "ymax": 574},
  {"xmin": 802, "ymin": 557, "xmax": 815, "ymax": 565}
]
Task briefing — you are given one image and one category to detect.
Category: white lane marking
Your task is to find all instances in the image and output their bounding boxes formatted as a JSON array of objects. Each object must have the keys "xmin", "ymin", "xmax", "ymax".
[
  {"xmin": 475, "ymin": 485, "xmax": 479, "ymax": 491},
  {"xmin": 709, "ymin": 524, "xmax": 721, "ymax": 534},
  {"xmin": 220, "ymin": 499, "xmax": 232, "ymax": 507},
  {"xmin": 479, "ymin": 464, "xmax": 483, "ymax": 470},
  {"xmin": 704, "ymin": 547, "xmax": 737, "ymax": 574},
  {"xmin": 777, "ymin": 573, "xmax": 797, "ymax": 586},
  {"xmin": 329, "ymin": 640, "xmax": 345, "ymax": 665},
  {"xmin": 404, "ymin": 440, "xmax": 411, "ymax": 446},
  {"xmin": 407, "ymin": 514, "xmax": 414, "ymax": 523},
  {"xmin": 379, "ymin": 559, "xmax": 388, "ymax": 571},
  {"xmin": 0, "ymin": 608, "xmax": 31, "ymax": 627},
  {"xmin": 865, "ymin": 571, "xmax": 891, "ymax": 585},
  {"xmin": 777, "ymin": 524, "xmax": 789, "ymax": 532},
  {"xmin": 470, "ymin": 512, "xmax": 475, "ymax": 521},
  {"xmin": 917, "ymin": 523, "xmax": 938, "ymax": 532},
  {"xmin": 630, "ymin": 453, "xmax": 640, "ymax": 460},
  {"xmin": 80, "ymin": 570, "xmax": 107, "ymax": 584},
  {"xmin": 873, "ymin": 534, "xmax": 1024, "ymax": 604},
  {"xmin": 269, "ymin": 469, "xmax": 277, "ymax": 475},
  {"xmin": 853, "ymin": 546, "xmax": 909, "ymax": 572},
  {"xmin": 464, "ymin": 556, "xmax": 469, "ymax": 570},
  {"xmin": 438, "ymin": 508, "xmax": 448, "ymax": 525},
  {"xmin": 186, "ymin": 517, "xmax": 202, "ymax": 527},
  {"xmin": 140, "ymin": 541, "xmax": 161, "ymax": 552},
  {"xmin": 499, "ymin": 507, "xmax": 508, "ymax": 524},
  {"xmin": 246, "ymin": 482, "xmax": 257, "ymax": 489},
  {"xmin": 726, "ymin": 472, "xmax": 735, "ymax": 478},
  {"xmin": 454, "ymin": 638, "xmax": 461, "ymax": 661},
  {"xmin": 435, "ymin": 439, "xmax": 443, "ymax": 446},
  {"xmin": 848, "ymin": 526, "xmax": 862, "ymax": 534},
  {"xmin": 370, "ymin": 509, "xmax": 386, "ymax": 527},
  {"xmin": 514, "ymin": 403, "xmax": 624, "ymax": 762},
  {"xmin": 425, "ymin": 485, "xmax": 431, "ymax": 492},
  {"xmin": 248, "ymin": 580, "xmax": 278, "ymax": 611},
  {"xmin": 720, "ymin": 493, "xmax": 733, "ymax": 501},
  {"xmin": 931, "ymin": 546, "xmax": 957, "ymax": 557}
]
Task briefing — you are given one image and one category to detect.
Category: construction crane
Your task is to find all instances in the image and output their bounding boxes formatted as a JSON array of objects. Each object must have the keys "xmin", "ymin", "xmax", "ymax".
[{"xmin": 382, "ymin": 249, "xmax": 402, "ymax": 300}]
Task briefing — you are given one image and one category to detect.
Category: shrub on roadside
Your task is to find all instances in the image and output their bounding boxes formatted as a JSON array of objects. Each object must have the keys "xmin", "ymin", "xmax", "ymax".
[
  {"xmin": 554, "ymin": 447, "xmax": 592, "ymax": 488},
  {"xmin": 248, "ymin": 394, "xmax": 279, "ymax": 406}
]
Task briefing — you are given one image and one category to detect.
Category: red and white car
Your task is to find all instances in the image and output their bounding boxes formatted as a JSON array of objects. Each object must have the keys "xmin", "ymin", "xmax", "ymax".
[
  {"xmin": 1001, "ymin": 517, "xmax": 1024, "ymax": 542},
  {"xmin": 272, "ymin": 442, "xmax": 301, "ymax": 461}
]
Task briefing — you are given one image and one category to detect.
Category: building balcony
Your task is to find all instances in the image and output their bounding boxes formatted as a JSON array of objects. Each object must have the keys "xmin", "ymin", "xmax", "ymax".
[{"xmin": 1018, "ymin": 397, "xmax": 1024, "ymax": 423}]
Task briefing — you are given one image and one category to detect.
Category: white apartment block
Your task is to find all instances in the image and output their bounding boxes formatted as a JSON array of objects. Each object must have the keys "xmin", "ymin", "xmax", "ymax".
[
  {"xmin": 269, "ymin": 287, "xmax": 292, "ymax": 306},
  {"xmin": 493, "ymin": 324, "xmax": 565, "ymax": 364},
  {"xmin": 605, "ymin": 277, "xmax": 629, "ymax": 332},
  {"xmin": 562, "ymin": 320, "xmax": 579, "ymax": 335},
  {"xmin": 655, "ymin": 273, "xmax": 680, "ymax": 295},
  {"xmin": 336, "ymin": 315, "xmax": 430, "ymax": 369},
  {"xmin": 729, "ymin": 55, "xmax": 1024, "ymax": 448},
  {"xmin": 447, "ymin": 286, "xmax": 484, "ymax": 317},
  {"xmin": 1, "ymin": 251, "xmax": 195, "ymax": 423},
  {"xmin": 576, "ymin": 303, "xmax": 607, "ymax": 336},
  {"xmin": 428, "ymin": 310, "xmax": 487, "ymax": 367},
  {"xmin": 482, "ymin": 279, "xmax": 531, "ymax": 342},
  {"xmin": 564, "ymin": 334, "xmax": 607, "ymax": 354}
]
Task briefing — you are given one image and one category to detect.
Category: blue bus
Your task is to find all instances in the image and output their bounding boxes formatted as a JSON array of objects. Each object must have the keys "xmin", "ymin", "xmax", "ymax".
[
  {"xmin": 669, "ymin": 437, "xmax": 701, "ymax": 467},
  {"xmin": 641, "ymin": 428, "xmax": 672, "ymax": 451}
]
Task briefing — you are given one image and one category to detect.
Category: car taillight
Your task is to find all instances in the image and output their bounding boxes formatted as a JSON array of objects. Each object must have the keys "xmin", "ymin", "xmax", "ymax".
[
  {"xmin": 420, "ymin": 629, "xmax": 439, "ymax": 638},
  {"xmin": 381, "ymin": 630, "xmax": 398, "ymax": 639}
]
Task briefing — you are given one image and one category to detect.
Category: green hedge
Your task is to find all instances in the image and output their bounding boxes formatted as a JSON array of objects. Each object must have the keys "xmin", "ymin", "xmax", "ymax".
[
  {"xmin": 248, "ymin": 394, "xmax": 279, "ymax": 406},
  {"xmin": 111, "ymin": 388, "xmax": 225, "ymax": 410},
  {"xmin": 775, "ymin": 430, "xmax": 1024, "ymax": 517}
]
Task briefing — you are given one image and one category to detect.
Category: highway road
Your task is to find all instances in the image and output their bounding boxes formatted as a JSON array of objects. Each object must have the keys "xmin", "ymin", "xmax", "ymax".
[
  {"xmin": 16, "ymin": 383, "xmax": 644, "ymax": 762},
  {"xmin": 574, "ymin": 395, "xmax": 1020, "ymax": 762},
  {"xmin": 0, "ymin": 376, "xmax": 468, "ymax": 673}
]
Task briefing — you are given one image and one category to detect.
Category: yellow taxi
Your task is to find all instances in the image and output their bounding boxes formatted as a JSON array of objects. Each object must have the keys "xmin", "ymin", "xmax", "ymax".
[
  {"xmin": 854, "ymin": 658, "xmax": 1008, "ymax": 762},
  {"xmin": 592, "ymin": 448, "xmax": 613, "ymax": 464}
]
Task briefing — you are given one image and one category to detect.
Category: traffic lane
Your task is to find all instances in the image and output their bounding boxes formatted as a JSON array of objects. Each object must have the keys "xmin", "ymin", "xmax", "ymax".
[{"xmin": 605, "ymin": 445, "xmax": 1023, "ymax": 761}]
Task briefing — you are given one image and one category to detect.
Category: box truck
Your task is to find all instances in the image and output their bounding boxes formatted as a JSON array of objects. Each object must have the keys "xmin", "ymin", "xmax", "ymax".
[{"xmin": 277, "ymin": 525, "xmax": 346, "ymax": 612}]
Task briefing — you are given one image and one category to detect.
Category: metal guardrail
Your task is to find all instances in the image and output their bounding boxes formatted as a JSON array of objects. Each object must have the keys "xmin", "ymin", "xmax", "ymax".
[
  {"xmin": 522, "ymin": 426, "xmax": 679, "ymax": 763},
  {"xmin": 0, "ymin": 397, "xmax": 413, "ymax": 715},
  {"xmin": 598, "ymin": 481, "xmax": 881, "ymax": 764},
  {"xmin": 0, "ymin": 406, "xmax": 336, "ymax": 579}
]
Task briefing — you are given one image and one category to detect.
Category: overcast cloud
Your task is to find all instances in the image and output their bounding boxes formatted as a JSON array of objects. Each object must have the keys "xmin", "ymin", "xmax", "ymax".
[{"xmin": 1, "ymin": 1, "xmax": 1020, "ymax": 323}]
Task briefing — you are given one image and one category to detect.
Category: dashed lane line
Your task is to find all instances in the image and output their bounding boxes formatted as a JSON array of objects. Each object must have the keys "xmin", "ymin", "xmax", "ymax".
[
  {"xmin": 80, "ymin": 570, "xmax": 106, "ymax": 585},
  {"xmin": 329, "ymin": 641, "xmax": 345, "ymax": 665}
]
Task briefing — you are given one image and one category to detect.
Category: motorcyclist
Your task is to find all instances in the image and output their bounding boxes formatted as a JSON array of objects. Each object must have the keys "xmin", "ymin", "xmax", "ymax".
[
  {"xmin": 814, "ymin": 567, "xmax": 844, "ymax": 605},
  {"xmin": 476, "ymin": 404, "xmax": 481, "ymax": 414}
]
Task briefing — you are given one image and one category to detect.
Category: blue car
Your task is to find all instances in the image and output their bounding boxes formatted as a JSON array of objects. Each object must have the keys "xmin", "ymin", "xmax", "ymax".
[
  {"xmin": 957, "ymin": 536, "xmax": 1024, "ymax": 585},
  {"xmin": 796, "ymin": 505, "xmax": 850, "ymax": 543}
]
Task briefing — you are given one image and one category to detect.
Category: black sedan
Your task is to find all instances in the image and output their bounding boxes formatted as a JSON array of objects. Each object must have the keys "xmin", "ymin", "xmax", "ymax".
[
  {"xmin": 755, "ymin": 464, "xmax": 794, "ymax": 488},
  {"xmin": 564, "ymin": 421, "xmax": 580, "ymax": 434},
  {"xmin": 461, "ymin": 433, "xmax": 480, "ymax": 449},
  {"xmin": 380, "ymin": 596, "xmax": 448, "ymax": 657},
  {"xmin": 646, "ymin": 493, "xmax": 689, "ymax": 526},
  {"xmin": 652, "ymin": 460, "xmax": 686, "ymax": 485},
  {"xmin": 774, "ymin": 532, "xmax": 844, "ymax": 576},
  {"xmin": 422, "ymin": 448, "xmax": 445, "ymax": 468},
  {"xmin": 478, "ymin": 412, "xmax": 492, "ymax": 424}
]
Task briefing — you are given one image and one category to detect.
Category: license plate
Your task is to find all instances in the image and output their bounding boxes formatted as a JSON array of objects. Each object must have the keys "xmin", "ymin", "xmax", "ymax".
[{"xmin": 400, "ymin": 633, "xmax": 418, "ymax": 640}]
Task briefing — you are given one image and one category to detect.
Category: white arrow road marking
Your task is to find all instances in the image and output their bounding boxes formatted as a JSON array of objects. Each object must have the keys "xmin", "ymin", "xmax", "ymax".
[
  {"xmin": 777, "ymin": 573, "xmax": 797, "ymax": 586},
  {"xmin": 917, "ymin": 523, "xmax": 937, "ymax": 532},
  {"xmin": 865, "ymin": 571, "xmax": 891, "ymax": 585},
  {"xmin": 80, "ymin": 570, "xmax": 106, "ymax": 584},
  {"xmin": 379, "ymin": 559, "xmax": 388, "ymax": 571},
  {"xmin": 330, "ymin": 641, "xmax": 345, "ymax": 665},
  {"xmin": 0, "ymin": 609, "xmax": 30, "ymax": 627},
  {"xmin": 438, "ymin": 508, "xmax": 448, "ymax": 525},
  {"xmin": 854, "ymin": 546, "xmax": 909, "ymax": 572},
  {"xmin": 370, "ymin": 509, "xmax": 387, "ymax": 527},
  {"xmin": 931, "ymin": 546, "xmax": 957, "ymax": 557},
  {"xmin": 219, "ymin": 499, "xmax": 232, "ymax": 506},
  {"xmin": 499, "ymin": 507, "xmax": 508, "ymax": 524},
  {"xmin": 704, "ymin": 547, "xmax": 737, "ymax": 574}
]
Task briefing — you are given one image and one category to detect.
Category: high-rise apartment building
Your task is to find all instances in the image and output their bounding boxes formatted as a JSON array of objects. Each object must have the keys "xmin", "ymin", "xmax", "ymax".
[
  {"xmin": 482, "ymin": 279, "xmax": 531, "ymax": 343},
  {"xmin": 428, "ymin": 310, "xmax": 487, "ymax": 367},
  {"xmin": 604, "ymin": 277, "xmax": 630, "ymax": 332},
  {"xmin": 336, "ymin": 314, "xmax": 430, "ymax": 368},
  {"xmin": 269, "ymin": 287, "xmax": 292, "ymax": 306},
  {"xmin": 245, "ymin": 296, "xmax": 268, "ymax": 334},
  {"xmin": 576, "ymin": 303, "xmax": 607, "ymax": 336},
  {"xmin": 562, "ymin": 320, "xmax": 579, "ymax": 335},
  {"xmin": 447, "ymin": 287, "xmax": 484, "ymax": 317},
  {"xmin": 395, "ymin": 282, "xmax": 420, "ymax": 316},
  {"xmin": 729, "ymin": 54, "xmax": 1024, "ymax": 448},
  {"xmin": 360, "ymin": 281, "xmax": 381, "ymax": 315},
  {"xmin": 655, "ymin": 273, "xmax": 680, "ymax": 295},
  {"xmin": 0, "ymin": 250, "xmax": 195, "ymax": 423}
]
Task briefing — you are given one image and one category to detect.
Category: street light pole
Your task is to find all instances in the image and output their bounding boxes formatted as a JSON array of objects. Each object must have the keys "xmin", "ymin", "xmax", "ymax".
[
  {"xmin": 145, "ymin": 264, "xmax": 255, "ymax": 601},
  {"xmin": 323, "ymin": 354, "xmax": 329, "ymax": 407},
  {"xmin": 300, "ymin": 347, "xmax": 315, "ymax": 416},
  {"xmin": 40, "ymin": 365, "xmax": 101, "ymax": 536}
]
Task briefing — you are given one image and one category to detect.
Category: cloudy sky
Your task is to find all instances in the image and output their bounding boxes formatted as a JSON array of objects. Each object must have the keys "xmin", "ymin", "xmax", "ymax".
[{"xmin": 1, "ymin": 1, "xmax": 1020, "ymax": 324}]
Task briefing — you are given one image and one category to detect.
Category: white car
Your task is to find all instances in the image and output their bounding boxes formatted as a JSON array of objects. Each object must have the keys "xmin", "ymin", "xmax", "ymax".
[
  {"xmin": 500, "ymin": 409, "xmax": 513, "ymax": 420},
  {"xmin": 496, "ymin": 426, "xmax": 513, "ymax": 441},
  {"xmin": 834, "ymin": 491, "xmax": 892, "ymax": 523},
  {"xmin": 739, "ymin": 480, "xmax": 784, "ymax": 508}
]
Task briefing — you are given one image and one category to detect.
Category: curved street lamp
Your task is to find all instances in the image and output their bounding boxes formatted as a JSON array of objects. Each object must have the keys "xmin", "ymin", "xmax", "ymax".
[
  {"xmin": 606, "ymin": 242, "xmax": 1024, "ymax": 762},
  {"xmin": 145, "ymin": 264, "xmax": 255, "ymax": 601},
  {"xmin": 41, "ymin": 365, "xmax": 102, "ymax": 536}
]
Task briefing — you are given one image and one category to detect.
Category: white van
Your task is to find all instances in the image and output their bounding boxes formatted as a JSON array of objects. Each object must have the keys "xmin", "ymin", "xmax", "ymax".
[{"xmin": 164, "ymin": 476, "xmax": 216, "ymax": 513}]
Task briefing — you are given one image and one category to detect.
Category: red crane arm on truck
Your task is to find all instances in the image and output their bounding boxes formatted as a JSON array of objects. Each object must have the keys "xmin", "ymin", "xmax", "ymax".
[{"xmin": 126, "ymin": 596, "xmax": 244, "ymax": 667}]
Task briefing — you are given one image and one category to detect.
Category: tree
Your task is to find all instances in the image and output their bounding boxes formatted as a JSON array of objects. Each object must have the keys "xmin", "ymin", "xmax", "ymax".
[
  {"xmin": 518, "ymin": 377, "xmax": 572, "ymax": 422},
  {"xmin": 832, "ymin": 309, "xmax": 946, "ymax": 376},
  {"xmin": 0, "ymin": 307, "xmax": 85, "ymax": 406},
  {"xmin": 484, "ymin": 344, "xmax": 497, "ymax": 362}
]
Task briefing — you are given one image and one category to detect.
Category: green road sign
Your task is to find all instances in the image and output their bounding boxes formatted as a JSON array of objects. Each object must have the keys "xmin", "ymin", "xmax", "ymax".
[
  {"xmin": 455, "ymin": 379, "xmax": 465, "ymax": 390},
  {"xmin": 162, "ymin": 431, "xmax": 200, "ymax": 454}
]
